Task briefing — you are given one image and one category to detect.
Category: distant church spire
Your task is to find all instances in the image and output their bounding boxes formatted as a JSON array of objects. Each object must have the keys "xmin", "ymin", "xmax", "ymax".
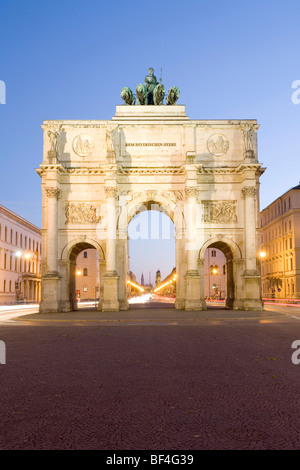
[
  {"xmin": 155, "ymin": 269, "xmax": 161, "ymax": 286},
  {"xmin": 141, "ymin": 273, "xmax": 144, "ymax": 285}
]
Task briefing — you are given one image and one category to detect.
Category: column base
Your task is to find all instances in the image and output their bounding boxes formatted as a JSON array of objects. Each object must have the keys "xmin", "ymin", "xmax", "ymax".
[
  {"xmin": 175, "ymin": 298, "xmax": 185, "ymax": 310},
  {"xmin": 184, "ymin": 272, "xmax": 206, "ymax": 311},
  {"xmin": 39, "ymin": 273, "xmax": 61, "ymax": 313},
  {"xmin": 185, "ymin": 299, "xmax": 206, "ymax": 311},
  {"xmin": 102, "ymin": 273, "xmax": 120, "ymax": 311},
  {"xmin": 119, "ymin": 299, "xmax": 129, "ymax": 311},
  {"xmin": 234, "ymin": 272, "xmax": 264, "ymax": 311}
]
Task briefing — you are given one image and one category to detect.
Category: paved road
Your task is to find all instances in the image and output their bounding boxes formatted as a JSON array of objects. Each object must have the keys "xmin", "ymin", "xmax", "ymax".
[{"xmin": 0, "ymin": 301, "xmax": 300, "ymax": 450}]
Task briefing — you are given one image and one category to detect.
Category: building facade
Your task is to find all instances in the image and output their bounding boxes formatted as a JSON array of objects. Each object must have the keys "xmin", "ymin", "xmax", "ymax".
[
  {"xmin": 37, "ymin": 101, "xmax": 265, "ymax": 312},
  {"xmin": 204, "ymin": 248, "xmax": 226, "ymax": 299},
  {"xmin": 0, "ymin": 205, "xmax": 41, "ymax": 304},
  {"xmin": 75, "ymin": 248, "xmax": 100, "ymax": 301},
  {"xmin": 260, "ymin": 183, "xmax": 300, "ymax": 299}
]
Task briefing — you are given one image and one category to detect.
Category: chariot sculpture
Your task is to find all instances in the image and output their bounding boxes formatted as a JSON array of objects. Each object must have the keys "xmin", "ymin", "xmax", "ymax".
[{"xmin": 121, "ymin": 68, "xmax": 180, "ymax": 106}]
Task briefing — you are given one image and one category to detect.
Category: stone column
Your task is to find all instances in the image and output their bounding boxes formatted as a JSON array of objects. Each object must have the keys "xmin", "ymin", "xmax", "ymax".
[
  {"xmin": 117, "ymin": 234, "xmax": 129, "ymax": 311},
  {"xmin": 45, "ymin": 187, "xmax": 61, "ymax": 274},
  {"xmin": 39, "ymin": 187, "xmax": 62, "ymax": 313},
  {"xmin": 184, "ymin": 187, "xmax": 204, "ymax": 310},
  {"xmin": 242, "ymin": 186, "xmax": 257, "ymax": 273},
  {"xmin": 102, "ymin": 187, "xmax": 119, "ymax": 311},
  {"xmin": 241, "ymin": 186, "xmax": 263, "ymax": 310}
]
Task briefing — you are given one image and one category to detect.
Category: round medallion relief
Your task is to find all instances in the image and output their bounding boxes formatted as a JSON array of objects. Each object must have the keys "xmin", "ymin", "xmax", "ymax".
[
  {"xmin": 73, "ymin": 135, "xmax": 94, "ymax": 157},
  {"xmin": 207, "ymin": 134, "xmax": 229, "ymax": 156}
]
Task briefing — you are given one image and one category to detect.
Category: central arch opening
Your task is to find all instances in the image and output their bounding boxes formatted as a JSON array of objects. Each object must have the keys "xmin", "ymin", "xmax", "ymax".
[{"xmin": 127, "ymin": 207, "xmax": 176, "ymax": 308}]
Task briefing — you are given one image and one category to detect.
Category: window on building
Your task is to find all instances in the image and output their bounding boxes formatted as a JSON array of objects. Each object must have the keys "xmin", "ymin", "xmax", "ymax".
[
  {"xmin": 83, "ymin": 268, "xmax": 88, "ymax": 276},
  {"xmin": 20, "ymin": 234, "xmax": 23, "ymax": 247},
  {"xmin": 15, "ymin": 232, "xmax": 18, "ymax": 245},
  {"xmin": 29, "ymin": 238, "xmax": 31, "ymax": 250},
  {"xmin": 10, "ymin": 255, "xmax": 12, "ymax": 270},
  {"xmin": 289, "ymin": 220, "xmax": 292, "ymax": 231},
  {"xmin": 9, "ymin": 281, "xmax": 11, "ymax": 292},
  {"xmin": 15, "ymin": 258, "xmax": 17, "ymax": 271},
  {"xmin": 10, "ymin": 229, "xmax": 13, "ymax": 243},
  {"xmin": 83, "ymin": 251, "xmax": 88, "ymax": 258},
  {"xmin": 25, "ymin": 236, "xmax": 27, "ymax": 249},
  {"xmin": 83, "ymin": 285, "xmax": 87, "ymax": 292},
  {"xmin": 3, "ymin": 280, "xmax": 6, "ymax": 292},
  {"xmin": 4, "ymin": 253, "xmax": 7, "ymax": 269},
  {"xmin": 5, "ymin": 227, "xmax": 7, "ymax": 242},
  {"xmin": 211, "ymin": 250, "xmax": 216, "ymax": 257},
  {"xmin": 290, "ymin": 238, "xmax": 292, "ymax": 249},
  {"xmin": 33, "ymin": 240, "xmax": 35, "ymax": 252}
]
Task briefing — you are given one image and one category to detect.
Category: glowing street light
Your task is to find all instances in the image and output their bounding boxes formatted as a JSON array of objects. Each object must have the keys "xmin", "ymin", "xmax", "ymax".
[{"xmin": 259, "ymin": 251, "xmax": 266, "ymax": 259}]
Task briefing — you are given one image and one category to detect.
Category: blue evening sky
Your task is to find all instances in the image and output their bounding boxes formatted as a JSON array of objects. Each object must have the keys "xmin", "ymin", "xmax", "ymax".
[{"xmin": 0, "ymin": 0, "xmax": 299, "ymax": 281}]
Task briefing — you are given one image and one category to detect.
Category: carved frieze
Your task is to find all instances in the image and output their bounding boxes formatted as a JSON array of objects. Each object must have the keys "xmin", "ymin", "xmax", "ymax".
[
  {"xmin": 118, "ymin": 167, "xmax": 184, "ymax": 175},
  {"xmin": 65, "ymin": 202, "xmax": 102, "ymax": 224},
  {"xmin": 202, "ymin": 201, "xmax": 237, "ymax": 223},
  {"xmin": 207, "ymin": 134, "xmax": 229, "ymax": 156}
]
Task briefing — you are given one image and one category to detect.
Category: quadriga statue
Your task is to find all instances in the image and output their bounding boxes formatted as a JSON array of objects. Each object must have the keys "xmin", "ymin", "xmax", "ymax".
[
  {"xmin": 166, "ymin": 86, "xmax": 180, "ymax": 105},
  {"xmin": 120, "ymin": 69, "xmax": 180, "ymax": 105},
  {"xmin": 136, "ymin": 84, "xmax": 148, "ymax": 105},
  {"xmin": 153, "ymin": 83, "xmax": 165, "ymax": 105},
  {"xmin": 120, "ymin": 87, "xmax": 136, "ymax": 105}
]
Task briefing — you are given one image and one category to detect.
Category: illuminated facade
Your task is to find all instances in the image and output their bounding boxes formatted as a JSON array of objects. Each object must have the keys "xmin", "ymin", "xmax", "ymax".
[
  {"xmin": 260, "ymin": 183, "xmax": 300, "ymax": 299},
  {"xmin": 0, "ymin": 204, "xmax": 41, "ymax": 304}
]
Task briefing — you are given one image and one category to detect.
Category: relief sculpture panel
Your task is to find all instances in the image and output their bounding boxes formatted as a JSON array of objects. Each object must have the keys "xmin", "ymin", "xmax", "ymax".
[
  {"xmin": 203, "ymin": 200, "xmax": 237, "ymax": 223},
  {"xmin": 65, "ymin": 202, "xmax": 102, "ymax": 224}
]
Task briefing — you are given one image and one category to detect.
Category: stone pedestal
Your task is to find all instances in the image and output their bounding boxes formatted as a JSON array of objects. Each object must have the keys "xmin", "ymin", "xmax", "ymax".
[
  {"xmin": 184, "ymin": 272, "xmax": 206, "ymax": 311},
  {"xmin": 241, "ymin": 272, "xmax": 264, "ymax": 311},
  {"xmin": 39, "ymin": 274, "xmax": 61, "ymax": 313},
  {"xmin": 102, "ymin": 273, "xmax": 119, "ymax": 311}
]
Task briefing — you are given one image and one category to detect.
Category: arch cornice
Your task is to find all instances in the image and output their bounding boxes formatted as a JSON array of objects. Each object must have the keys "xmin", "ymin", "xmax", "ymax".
[
  {"xmin": 123, "ymin": 192, "xmax": 183, "ymax": 225},
  {"xmin": 60, "ymin": 237, "xmax": 105, "ymax": 261},
  {"xmin": 198, "ymin": 236, "xmax": 242, "ymax": 260}
]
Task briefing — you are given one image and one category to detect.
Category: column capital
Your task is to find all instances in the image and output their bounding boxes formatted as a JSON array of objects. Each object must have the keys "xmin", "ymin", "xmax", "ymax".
[
  {"xmin": 241, "ymin": 186, "xmax": 256, "ymax": 198},
  {"xmin": 45, "ymin": 187, "xmax": 61, "ymax": 199},
  {"xmin": 104, "ymin": 186, "xmax": 117, "ymax": 198},
  {"xmin": 185, "ymin": 187, "xmax": 198, "ymax": 199}
]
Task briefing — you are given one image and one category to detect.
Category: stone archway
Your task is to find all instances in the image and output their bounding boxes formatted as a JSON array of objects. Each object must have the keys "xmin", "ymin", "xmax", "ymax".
[
  {"xmin": 59, "ymin": 239, "xmax": 105, "ymax": 312},
  {"xmin": 199, "ymin": 237, "xmax": 242, "ymax": 309},
  {"xmin": 38, "ymin": 104, "xmax": 264, "ymax": 313}
]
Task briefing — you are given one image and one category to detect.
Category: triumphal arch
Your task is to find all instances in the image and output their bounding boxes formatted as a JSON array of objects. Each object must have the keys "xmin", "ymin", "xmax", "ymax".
[{"xmin": 37, "ymin": 69, "xmax": 265, "ymax": 312}]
